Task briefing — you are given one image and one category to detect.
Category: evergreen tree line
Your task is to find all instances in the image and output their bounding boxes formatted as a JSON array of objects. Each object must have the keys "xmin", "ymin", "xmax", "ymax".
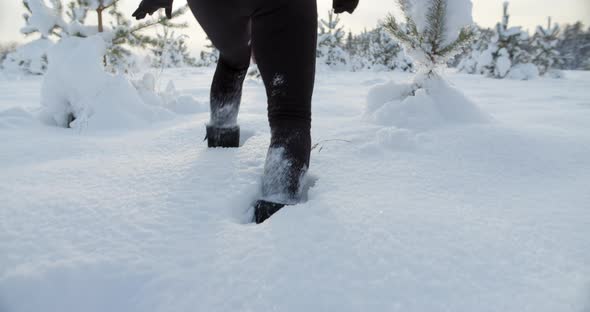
[
  {"xmin": 456, "ymin": 2, "xmax": 590, "ymax": 79},
  {"xmin": 197, "ymin": 6, "xmax": 589, "ymax": 77},
  {"xmin": 3, "ymin": 1, "xmax": 588, "ymax": 76}
]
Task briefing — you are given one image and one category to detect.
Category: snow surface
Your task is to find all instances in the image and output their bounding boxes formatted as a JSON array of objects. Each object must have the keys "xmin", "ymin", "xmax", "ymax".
[{"xmin": 1, "ymin": 68, "xmax": 590, "ymax": 312}]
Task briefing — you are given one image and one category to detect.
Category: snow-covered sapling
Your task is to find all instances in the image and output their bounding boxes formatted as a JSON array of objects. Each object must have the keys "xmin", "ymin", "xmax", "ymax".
[
  {"xmin": 531, "ymin": 17, "xmax": 564, "ymax": 77},
  {"xmin": 384, "ymin": 0, "xmax": 476, "ymax": 81},
  {"xmin": 366, "ymin": 0, "xmax": 489, "ymax": 130},
  {"xmin": 317, "ymin": 11, "xmax": 349, "ymax": 69},
  {"xmin": 459, "ymin": 2, "xmax": 537, "ymax": 79},
  {"xmin": 151, "ymin": 27, "xmax": 197, "ymax": 68}
]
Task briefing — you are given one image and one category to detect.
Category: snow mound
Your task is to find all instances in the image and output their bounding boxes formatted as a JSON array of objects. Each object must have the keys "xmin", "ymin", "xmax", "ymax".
[
  {"xmin": 161, "ymin": 81, "xmax": 209, "ymax": 114},
  {"xmin": 366, "ymin": 78, "xmax": 491, "ymax": 130},
  {"xmin": 132, "ymin": 75, "xmax": 207, "ymax": 115},
  {"xmin": 507, "ymin": 63, "xmax": 540, "ymax": 80},
  {"xmin": 39, "ymin": 36, "xmax": 173, "ymax": 131},
  {"xmin": 0, "ymin": 108, "xmax": 38, "ymax": 129}
]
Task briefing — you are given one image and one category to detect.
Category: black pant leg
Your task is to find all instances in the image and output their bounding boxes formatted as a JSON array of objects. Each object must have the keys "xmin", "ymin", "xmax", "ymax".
[
  {"xmin": 251, "ymin": 0, "xmax": 318, "ymax": 203},
  {"xmin": 187, "ymin": 0, "xmax": 252, "ymax": 127}
]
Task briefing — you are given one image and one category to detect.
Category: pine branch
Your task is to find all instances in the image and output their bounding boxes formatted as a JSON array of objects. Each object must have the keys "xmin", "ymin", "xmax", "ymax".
[
  {"xmin": 426, "ymin": 0, "xmax": 447, "ymax": 53},
  {"xmin": 438, "ymin": 26, "xmax": 476, "ymax": 57},
  {"xmin": 384, "ymin": 14, "xmax": 419, "ymax": 49}
]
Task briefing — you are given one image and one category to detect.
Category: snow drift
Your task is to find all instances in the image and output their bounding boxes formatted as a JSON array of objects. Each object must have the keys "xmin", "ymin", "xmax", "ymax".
[
  {"xmin": 39, "ymin": 36, "xmax": 177, "ymax": 131},
  {"xmin": 366, "ymin": 77, "xmax": 491, "ymax": 130}
]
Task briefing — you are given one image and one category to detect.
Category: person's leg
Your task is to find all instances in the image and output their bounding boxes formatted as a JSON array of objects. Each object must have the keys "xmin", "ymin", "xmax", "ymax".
[
  {"xmin": 186, "ymin": 0, "xmax": 252, "ymax": 147},
  {"xmin": 251, "ymin": 0, "xmax": 318, "ymax": 221}
]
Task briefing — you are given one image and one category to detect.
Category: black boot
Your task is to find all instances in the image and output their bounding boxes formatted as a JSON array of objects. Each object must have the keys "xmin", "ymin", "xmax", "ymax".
[
  {"xmin": 253, "ymin": 200, "xmax": 286, "ymax": 224},
  {"xmin": 206, "ymin": 125, "xmax": 240, "ymax": 148}
]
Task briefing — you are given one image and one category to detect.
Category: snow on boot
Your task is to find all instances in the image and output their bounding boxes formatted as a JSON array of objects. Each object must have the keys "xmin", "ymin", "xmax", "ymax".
[
  {"xmin": 206, "ymin": 125, "xmax": 240, "ymax": 148},
  {"xmin": 253, "ymin": 200, "xmax": 286, "ymax": 224}
]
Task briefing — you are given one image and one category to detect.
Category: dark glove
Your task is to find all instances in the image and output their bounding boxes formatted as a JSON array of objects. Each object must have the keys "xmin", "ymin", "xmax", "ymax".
[
  {"xmin": 132, "ymin": 0, "xmax": 173, "ymax": 20},
  {"xmin": 333, "ymin": 0, "xmax": 359, "ymax": 14}
]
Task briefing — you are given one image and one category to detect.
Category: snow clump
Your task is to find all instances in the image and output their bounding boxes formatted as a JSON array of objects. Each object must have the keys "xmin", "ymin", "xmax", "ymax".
[{"xmin": 366, "ymin": 77, "xmax": 491, "ymax": 131}]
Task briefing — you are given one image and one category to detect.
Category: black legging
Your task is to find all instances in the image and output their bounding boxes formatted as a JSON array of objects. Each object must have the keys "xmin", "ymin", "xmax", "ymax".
[{"xmin": 187, "ymin": 0, "xmax": 318, "ymax": 203}]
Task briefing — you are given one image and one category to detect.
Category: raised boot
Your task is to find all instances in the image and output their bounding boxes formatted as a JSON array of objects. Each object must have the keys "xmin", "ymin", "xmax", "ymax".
[{"xmin": 206, "ymin": 125, "xmax": 240, "ymax": 148}]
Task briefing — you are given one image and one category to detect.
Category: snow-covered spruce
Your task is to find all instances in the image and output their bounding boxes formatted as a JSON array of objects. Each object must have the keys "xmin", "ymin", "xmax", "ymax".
[
  {"xmin": 39, "ymin": 35, "xmax": 176, "ymax": 130},
  {"xmin": 348, "ymin": 27, "xmax": 414, "ymax": 72},
  {"xmin": 367, "ymin": 0, "xmax": 489, "ymax": 130},
  {"xmin": 151, "ymin": 28, "xmax": 197, "ymax": 68},
  {"xmin": 458, "ymin": 2, "xmax": 538, "ymax": 80},
  {"xmin": 530, "ymin": 17, "xmax": 564, "ymax": 77},
  {"xmin": 317, "ymin": 11, "xmax": 349, "ymax": 70},
  {"xmin": 1, "ymin": 39, "xmax": 54, "ymax": 75}
]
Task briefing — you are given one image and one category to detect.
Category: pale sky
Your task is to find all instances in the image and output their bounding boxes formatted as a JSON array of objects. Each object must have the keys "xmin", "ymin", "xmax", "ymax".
[{"xmin": 1, "ymin": 0, "xmax": 589, "ymax": 54}]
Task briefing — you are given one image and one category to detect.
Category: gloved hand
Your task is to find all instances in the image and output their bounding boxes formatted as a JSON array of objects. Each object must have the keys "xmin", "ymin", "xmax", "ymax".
[
  {"xmin": 132, "ymin": 0, "xmax": 173, "ymax": 20},
  {"xmin": 333, "ymin": 0, "xmax": 359, "ymax": 14}
]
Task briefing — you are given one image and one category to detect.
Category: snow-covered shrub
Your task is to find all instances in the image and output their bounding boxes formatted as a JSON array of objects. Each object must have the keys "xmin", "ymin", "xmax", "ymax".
[
  {"xmin": 39, "ymin": 35, "xmax": 173, "ymax": 130},
  {"xmin": 0, "ymin": 43, "xmax": 18, "ymax": 64},
  {"xmin": 455, "ymin": 26, "xmax": 494, "ymax": 72},
  {"xmin": 357, "ymin": 28, "xmax": 413, "ymax": 72},
  {"xmin": 457, "ymin": 2, "xmax": 536, "ymax": 80},
  {"xmin": 367, "ymin": 0, "xmax": 489, "ymax": 130},
  {"xmin": 317, "ymin": 11, "xmax": 349, "ymax": 70},
  {"xmin": 384, "ymin": 0, "xmax": 477, "ymax": 75},
  {"xmin": 2, "ymin": 0, "xmax": 63, "ymax": 74},
  {"xmin": 530, "ymin": 18, "xmax": 564, "ymax": 77},
  {"xmin": 2, "ymin": 39, "xmax": 54, "ymax": 75},
  {"xmin": 151, "ymin": 29, "xmax": 197, "ymax": 68},
  {"xmin": 344, "ymin": 26, "xmax": 414, "ymax": 72}
]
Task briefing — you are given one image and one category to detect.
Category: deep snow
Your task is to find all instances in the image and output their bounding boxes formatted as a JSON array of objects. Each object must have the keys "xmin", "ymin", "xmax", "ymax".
[{"xmin": 1, "ymin": 68, "xmax": 590, "ymax": 312}]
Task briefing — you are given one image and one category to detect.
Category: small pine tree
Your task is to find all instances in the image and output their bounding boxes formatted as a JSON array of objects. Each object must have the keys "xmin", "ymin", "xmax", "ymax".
[
  {"xmin": 1, "ymin": 0, "xmax": 64, "ymax": 74},
  {"xmin": 152, "ymin": 28, "xmax": 196, "ymax": 68},
  {"xmin": 317, "ymin": 11, "xmax": 349, "ymax": 69},
  {"xmin": 365, "ymin": 0, "xmax": 490, "ymax": 130},
  {"xmin": 461, "ymin": 2, "xmax": 537, "ymax": 79},
  {"xmin": 456, "ymin": 26, "xmax": 494, "ymax": 73},
  {"xmin": 384, "ymin": 0, "xmax": 476, "ymax": 79},
  {"xmin": 493, "ymin": 2, "xmax": 532, "ymax": 67},
  {"xmin": 363, "ymin": 27, "xmax": 413, "ymax": 71},
  {"xmin": 530, "ymin": 17, "xmax": 563, "ymax": 76}
]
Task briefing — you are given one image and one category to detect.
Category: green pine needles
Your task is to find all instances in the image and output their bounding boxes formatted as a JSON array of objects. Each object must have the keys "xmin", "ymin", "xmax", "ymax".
[{"xmin": 384, "ymin": 0, "xmax": 476, "ymax": 74}]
